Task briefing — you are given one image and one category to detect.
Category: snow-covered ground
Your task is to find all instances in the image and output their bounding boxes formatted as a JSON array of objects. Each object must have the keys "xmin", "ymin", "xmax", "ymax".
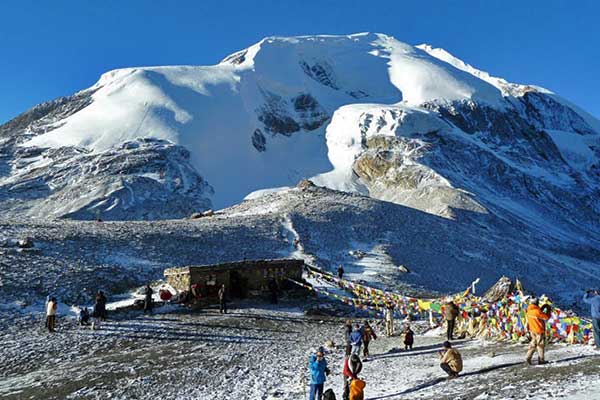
[{"xmin": 1, "ymin": 301, "xmax": 599, "ymax": 400}]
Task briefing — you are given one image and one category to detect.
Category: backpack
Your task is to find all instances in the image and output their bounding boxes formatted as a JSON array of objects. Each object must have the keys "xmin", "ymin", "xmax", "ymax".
[
  {"xmin": 350, "ymin": 378, "xmax": 366, "ymax": 400},
  {"xmin": 323, "ymin": 388, "xmax": 336, "ymax": 400}
]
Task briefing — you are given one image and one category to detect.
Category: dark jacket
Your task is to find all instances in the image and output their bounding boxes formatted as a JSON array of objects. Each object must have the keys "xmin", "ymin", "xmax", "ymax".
[
  {"xmin": 404, "ymin": 328, "xmax": 414, "ymax": 345},
  {"xmin": 362, "ymin": 324, "xmax": 377, "ymax": 342},
  {"xmin": 144, "ymin": 286, "xmax": 153, "ymax": 301}
]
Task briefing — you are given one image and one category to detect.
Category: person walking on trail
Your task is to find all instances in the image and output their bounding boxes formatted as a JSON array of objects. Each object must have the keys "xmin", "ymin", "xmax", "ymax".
[
  {"xmin": 444, "ymin": 301, "xmax": 459, "ymax": 341},
  {"xmin": 350, "ymin": 324, "xmax": 363, "ymax": 356},
  {"xmin": 583, "ymin": 290, "xmax": 600, "ymax": 350},
  {"xmin": 344, "ymin": 320, "xmax": 353, "ymax": 357},
  {"xmin": 384, "ymin": 304, "xmax": 395, "ymax": 336},
  {"xmin": 362, "ymin": 320, "xmax": 377, "ymax": 358},
  {"xmin": 308, "ymin": 347, "xmax": 330, "ymax": 400},
  {"xmin": 342, "ymin": 354, "xmax": 363, "ymax": 400},
  {"xmin": 143, "ymin": 285, "xmax": 153, "ymax": 313},
  {"xmin": 337, "ymin": 265, "xmax": 344, "ymax": 280},
  {"xmin": 94, "ymin": 290, "xmax": 107, "ymax": 321},
  {"xmin": 439, "ymin": 341, "xmax": 463, "ymax": 378},
  {"xmin": 218, "ymin": 283, "xmax": 227, "ymax": 314},
  {"xmin": 525, "ymin": 297, "xmax": 551, "ymax": 365},
  {"xmin": 46, "ymin": 297, "xmax": 57, "ymax": 333},
  {"xmin": 403, "ymin": 325, "xmax": 414, "ymax": 350}
]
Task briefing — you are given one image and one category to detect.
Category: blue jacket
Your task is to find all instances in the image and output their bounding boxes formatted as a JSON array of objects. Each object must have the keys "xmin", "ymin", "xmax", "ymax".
[
  {"xmin": 308, "ymin": 354, "xmax": 327, "ymax": 384},
  {"xmin": 350, "ymin": 329, "xmax": 363, "ymax": 346},
  {"xmin": 584, "ymin": 293, "xmax": 600, "ymax": 319}
]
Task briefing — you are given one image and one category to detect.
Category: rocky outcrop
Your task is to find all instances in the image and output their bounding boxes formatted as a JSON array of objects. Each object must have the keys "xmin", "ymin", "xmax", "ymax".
[
  {"xmin": 0, "ymin": 138, "xmax": 213, "ymax": 220},
  {"xmin": 257, "ymin": 90, "xmax": 329, "ymax": 136}
]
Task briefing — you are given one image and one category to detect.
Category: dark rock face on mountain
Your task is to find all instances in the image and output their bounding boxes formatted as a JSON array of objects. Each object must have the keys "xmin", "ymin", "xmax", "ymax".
[{"xmin": 0, "ymin": 138, "xmax": 212, "ymax": 220}]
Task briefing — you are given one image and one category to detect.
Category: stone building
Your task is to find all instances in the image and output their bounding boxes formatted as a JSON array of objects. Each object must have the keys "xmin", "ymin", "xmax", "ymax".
[{"xmin": 164, "ymin": 259, "xmax": 304, "ymax": 300}]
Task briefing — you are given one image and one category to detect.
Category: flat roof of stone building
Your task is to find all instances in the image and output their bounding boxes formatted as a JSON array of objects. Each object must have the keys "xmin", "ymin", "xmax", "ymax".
[{"xmin": 164, "ymin": 258, "xmax": 304, "ymax": 276}]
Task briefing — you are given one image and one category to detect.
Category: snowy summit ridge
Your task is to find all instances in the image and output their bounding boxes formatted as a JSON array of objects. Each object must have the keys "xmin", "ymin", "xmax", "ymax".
[{"xmin": 0, "ymin": 32, "xmax": 598, "ymax": 233}]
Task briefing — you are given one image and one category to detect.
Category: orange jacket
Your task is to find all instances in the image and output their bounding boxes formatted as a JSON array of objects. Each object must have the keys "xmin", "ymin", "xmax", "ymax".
[
  {"xmin": 350, "ymin": 378, "xmax": 366, "ymax": 400},
  {"xmin": 526, "ymin": 304, "xmax": 550, "ymax": 334}
]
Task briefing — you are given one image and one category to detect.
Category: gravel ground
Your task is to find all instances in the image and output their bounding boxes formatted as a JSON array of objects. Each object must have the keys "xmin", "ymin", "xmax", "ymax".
[{"xmin": 1, "ymin": 301, "xmax": 599, "ymax": 400}]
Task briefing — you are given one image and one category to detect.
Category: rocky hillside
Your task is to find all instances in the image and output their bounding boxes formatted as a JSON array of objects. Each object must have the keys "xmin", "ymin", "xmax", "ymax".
[
  {"xmin": 2, "ymin": 32, "xmax": 598, "ymax": 226},
  {"xmin": 0, "ymin": 33, "xmax": 598, "ymax": 301}
]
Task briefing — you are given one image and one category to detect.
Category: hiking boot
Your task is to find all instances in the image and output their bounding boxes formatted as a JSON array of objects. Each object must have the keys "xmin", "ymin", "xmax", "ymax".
[
  {"xmin": 538, "ymin": 360, "xmax": 548, "ymax": 365},
  {"xmin": 524, "ymin": 359, "xmax": 532, "ymax": 366}
]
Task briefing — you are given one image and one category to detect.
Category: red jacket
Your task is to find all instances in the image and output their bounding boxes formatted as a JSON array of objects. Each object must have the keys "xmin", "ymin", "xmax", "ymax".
[{"xmin": 343, "ymin": 357, "xmax": 363, "ymax": 379}]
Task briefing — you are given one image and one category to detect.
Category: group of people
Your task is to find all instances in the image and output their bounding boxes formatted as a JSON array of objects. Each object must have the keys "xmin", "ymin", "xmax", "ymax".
[
  {"xmin": 307, "ymin": 318, "xmax": 418, "ymax": 400},
  {"xmin": 306, "ymin": 289, "xmax": 600, "ymax": 399},
  {"xmin": 46, "ymin": 290, "xmax": 108, "ymax": 333},
  {"xmin": 344, "ymin": 320, "xmax": 378, "ymax": 358}
]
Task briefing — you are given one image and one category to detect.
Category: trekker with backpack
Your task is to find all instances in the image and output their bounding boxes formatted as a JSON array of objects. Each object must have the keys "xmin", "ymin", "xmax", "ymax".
[{"xmin": 342, "ymin": 354, "xmax": 362, "ymax": 400}]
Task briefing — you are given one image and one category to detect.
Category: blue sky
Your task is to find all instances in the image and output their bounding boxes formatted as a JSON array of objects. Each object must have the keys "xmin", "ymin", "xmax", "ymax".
[{"xmin": 1, "ymin": 0, "xmax": 599, "ymax": 124}]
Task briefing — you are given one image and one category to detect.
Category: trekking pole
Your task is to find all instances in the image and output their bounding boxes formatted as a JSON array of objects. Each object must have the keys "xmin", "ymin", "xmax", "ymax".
[{"xmin": 301, "ymin": 375, "xmax": 307, "ymax": 400}]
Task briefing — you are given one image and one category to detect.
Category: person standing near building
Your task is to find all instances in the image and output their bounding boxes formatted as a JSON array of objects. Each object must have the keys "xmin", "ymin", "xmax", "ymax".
[
  {"xmin": 46, "ymin": 297, "xmax": 57, "ymax": 333},
  {"xmin": 218, "ymin": 283, "xmax": 227, "ymax": 314},
  {"xmin": 444, "ymin": 301, "xmax": 459, "ymax": 341},
  {"xmin": 268, "ymin": 278, "xmax": 278, "ymax": 304},
  {"xmin": 583, "ymin": 290, "xmax": 600, "ymax": 349},
  {"xmin": 525, "ymin": 297, "xmax": 551, "ymax": 365},
  {"xmin": 308, "ymin": 347, "xmax": 329, "ymax": 400},
  {"xmin": 143, "ymin": 285, "xmax": 154, "ymax": 313}
]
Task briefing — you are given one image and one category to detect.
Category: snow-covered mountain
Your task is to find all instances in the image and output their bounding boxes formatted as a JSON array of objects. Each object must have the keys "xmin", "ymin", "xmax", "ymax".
[{"xmin": 1, "ymin": 32, "xmax": 599, "ymax": 242}]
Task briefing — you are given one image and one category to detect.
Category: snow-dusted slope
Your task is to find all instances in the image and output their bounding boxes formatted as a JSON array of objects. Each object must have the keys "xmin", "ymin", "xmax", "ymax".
[{"xmin": 0, "ymin": 32, "xmax": 599, "ymax": 239}]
